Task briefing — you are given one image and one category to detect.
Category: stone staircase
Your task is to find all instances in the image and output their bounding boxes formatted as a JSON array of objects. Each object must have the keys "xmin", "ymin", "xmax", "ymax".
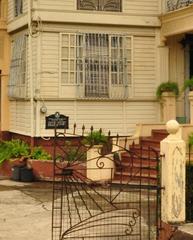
[{"xmin": 114, "ymin": 129, "xmax": 168, "ymax": 185}]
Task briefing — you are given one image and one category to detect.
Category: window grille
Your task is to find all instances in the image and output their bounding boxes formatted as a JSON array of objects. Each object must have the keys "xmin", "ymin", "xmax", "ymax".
[
  {"xmin": 14, "ymin": 0, "xmax": 23, "ymax": 17},
  {"xmin": 9, "ymin": 34, "xmax": 27, "ymax": 98},
  {"xmin": 60, "ymin": 33, "xmax": 132, "ymax": 99},
  {"xmin": 166, "ymin": 0, "xmax": 193, "ymax": 11},
  {"xmin": 77, "ymin": 0, "xmax": 122, "ymax": 12}
]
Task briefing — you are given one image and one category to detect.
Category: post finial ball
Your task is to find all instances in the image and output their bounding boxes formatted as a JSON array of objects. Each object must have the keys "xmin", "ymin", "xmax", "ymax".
[{"xmin": 166, "ymin": 120, "xmax": 179, "ymax": 134}]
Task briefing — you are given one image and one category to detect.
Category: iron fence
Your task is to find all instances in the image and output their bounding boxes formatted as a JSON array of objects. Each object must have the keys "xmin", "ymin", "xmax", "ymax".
[{"xmin": 51, "ymin": 122, "xmax": 162, "ymax": 240}]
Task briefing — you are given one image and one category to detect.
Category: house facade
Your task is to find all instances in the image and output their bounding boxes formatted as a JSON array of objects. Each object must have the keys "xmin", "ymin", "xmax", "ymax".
[
  {"xmin": 0, "ymin": 0, "xmax": 9, "ymax": 137},
  {"xmin": 5, "ymin": 0, "xmax": 193, "ymax": 142},
  {"xmin": 6, "ymin": 0, "xmax": 164, "ymax": 141}
]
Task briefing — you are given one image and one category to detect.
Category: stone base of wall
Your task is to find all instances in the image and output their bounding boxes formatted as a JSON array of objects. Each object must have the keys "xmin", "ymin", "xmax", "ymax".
[{"xmin": 0, "ymin": 159, "xmax": 86, "ymax": 181}]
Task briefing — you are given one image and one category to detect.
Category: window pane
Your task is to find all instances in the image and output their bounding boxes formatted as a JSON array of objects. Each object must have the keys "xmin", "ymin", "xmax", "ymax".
[
  {"xmin": 70, "ymin": 72, "xmax": 75, "ymax": 83},
  {"xmin": 62, "ymin": 47, "xmax": 68, "ymax": 58},
  {"xmin": 127, "ymin": 62, "xmax": 131, "ymax": 72},
  {"xmin": 61, "ymin": 72, "xmax": 68, "ymax": 84},
  {"xmin": 125, "ymin": 49, "xmax": 131, "ymax": 59},
  {"xmin": 111, "ymin": 73, "xmax": 118, "ymax": 85},
  {"xmin": 61, "ymin": 60, "xmax": 68, "ymax": 71},
  {"xmin": 70, "ymin": 48, "xmax": 75, "ymax": 58},
  {"xmin": 70, "ymin": 60, "xmax": 75, "ymax": 71},
  {"xmin": 62, "ymin": 35, "xmax": 69, "ymax": 45}
]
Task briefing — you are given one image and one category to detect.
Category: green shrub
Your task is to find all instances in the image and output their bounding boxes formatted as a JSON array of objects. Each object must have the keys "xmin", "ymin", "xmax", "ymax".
[
  {"xmin": 156, "ymin": 82, "xmax": 179, "ymax": 99},
  {"xmin": 183, "ymin": 77, "xmax": 193, "ymax": 91},
  {"xmin": 0, "ymin": 140, "xmax": 52, "ymax": 165},
  {"xmin": 0, "ymin": 139, "xmax": 30, "ymax": 165},
  {"xmin": 31, "ymin": 146, "xmax": 51, "ymax": 160},
  {"xmin": 84, "ymin": 130, "xmax": 108, "ymax": 145}
]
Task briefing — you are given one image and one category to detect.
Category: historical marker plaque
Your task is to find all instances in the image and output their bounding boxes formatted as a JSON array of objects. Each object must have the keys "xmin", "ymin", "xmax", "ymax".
[{"xmin": 45, "ymin": 113, "xmax": 69, "ymax": 129}]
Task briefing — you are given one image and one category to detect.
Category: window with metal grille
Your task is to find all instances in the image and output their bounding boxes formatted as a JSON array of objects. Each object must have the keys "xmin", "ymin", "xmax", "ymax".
[
  {"xmin": 9, "ymin": 34, "xmax": 27, "ymax": 98},
  {"xmin": 77, "ymin": 0, "xmax": 122, "ymax": 12},
  {"xmin": 60, "ymin": 33, "xmax": 132, "ymax": 98},
  {"xmin": 14, "ymin": 0, "xmax": 23, "ymax": 17}
]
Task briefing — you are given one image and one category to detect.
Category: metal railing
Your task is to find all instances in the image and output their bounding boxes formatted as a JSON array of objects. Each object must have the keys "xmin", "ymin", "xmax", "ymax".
[
  {"xmin": 77, "ymin": 0, "xmax": 122, "ymax": 12},
  {"xmin": 166, "ymin": 0, "xmax": 193, "ymax": 12}
]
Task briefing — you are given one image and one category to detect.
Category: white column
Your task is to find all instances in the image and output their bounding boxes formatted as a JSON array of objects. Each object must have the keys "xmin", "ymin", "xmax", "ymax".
[
  {"xmin": 161, "ymin": 92, "xmax": 176, "ymax": 122},
  {"xmin": 161, "ymin": 120, "xmax": 186, "ymax": 223}
]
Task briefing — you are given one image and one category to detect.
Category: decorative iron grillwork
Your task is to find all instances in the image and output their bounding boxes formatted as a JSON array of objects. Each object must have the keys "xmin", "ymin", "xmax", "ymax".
[
  {"xmin": 77, "ymin": 0, "xmax": 122, "ymax": 12},
  {"xmin": 167, "ymin": 0, "xmax": 193, "ymax": 12},
  {"xmin": 52, "ymin": 122, "xmax": 161, "ymax": 240}
]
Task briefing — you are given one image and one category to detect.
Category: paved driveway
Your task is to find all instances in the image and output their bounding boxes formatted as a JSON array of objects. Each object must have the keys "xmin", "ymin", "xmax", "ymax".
[{"xmin": 0, "ymin": 180, "xmax": 53, "ymax": 240}]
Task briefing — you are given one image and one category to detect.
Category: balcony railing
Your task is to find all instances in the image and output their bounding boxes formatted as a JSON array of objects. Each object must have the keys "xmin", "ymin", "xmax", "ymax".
[
  {"xmin": 167, "ymin": 0, "xmax": 193, "ymax": 12},
  {"xmin": 77, "ymin": 0, "xmax": 122, "ymax": 12}
]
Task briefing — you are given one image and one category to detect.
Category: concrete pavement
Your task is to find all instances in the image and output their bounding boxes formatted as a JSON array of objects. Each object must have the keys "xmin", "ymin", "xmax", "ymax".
[{"xmin": 0, "ymin": 180, "xmax": 53, "ymax": 240}]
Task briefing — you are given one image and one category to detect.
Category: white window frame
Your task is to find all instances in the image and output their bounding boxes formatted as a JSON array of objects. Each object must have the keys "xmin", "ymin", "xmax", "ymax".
[
  {"xmin": 59, "ymin": 32, "xmax": 133, "ymax": 99},
  {"xmin": 14, "ymin": 0, "xmax": 23, "ymax": 17},
  {"xmin": 9, "ymin": 34, "xmax": 27, "ymax": 98}
]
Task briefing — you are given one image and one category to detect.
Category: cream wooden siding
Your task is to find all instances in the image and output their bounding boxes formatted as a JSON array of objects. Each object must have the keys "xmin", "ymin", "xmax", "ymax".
[
  {"xmin": 133, "ymin": 36, "xmax": 156, "ymax": 97},
  {"xmin": 40, "ymin": 32, "xmax": 59, "ymax": 97},
  {"xmin": 8, "ymin": 0, "xmax": 28, "ymax": 22},
  {"xmin": 39, "ymin": 100, "xmax": 159, "ymax": 136},
  {"xmin": 35, "ymin": 0, "xmax": 159, "ymax": 15},
  {"xmin": 123, "ymin": 0, "xmax": 159, "ymax": 15},
  {"xmin": 9, "ymin": 101, "xmax": 31, "ymax": 135},
  {"xmin": 35, "ymin": 0, "xmax": 74, "ymax": 10}
]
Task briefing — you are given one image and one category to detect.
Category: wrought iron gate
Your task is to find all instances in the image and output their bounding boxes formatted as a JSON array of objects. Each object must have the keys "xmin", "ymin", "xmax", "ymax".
[{"xmin": 52, "ymin": 125, "xmax": 161, "ymax": 240}]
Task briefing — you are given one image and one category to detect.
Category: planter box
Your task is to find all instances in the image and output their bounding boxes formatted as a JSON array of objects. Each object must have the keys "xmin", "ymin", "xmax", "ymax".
[
  {"xmin": 0, "ymin": 159, "xmax": 86, "ymax": 181},
  {"xmin": 86, "ymin": 146, "xmax": 115, "ymax": 181}
]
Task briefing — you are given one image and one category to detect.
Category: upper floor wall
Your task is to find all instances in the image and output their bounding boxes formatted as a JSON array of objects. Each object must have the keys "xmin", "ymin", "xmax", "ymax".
[
  {"xmin": 35, "ymin": 0, "xmax": 160, "ymax": 16},
  {"xmin": 7, "ymin": 0, "xmax": 161, "ymax": 33},
  {"xmin": 161, "ymin": 0, "xmax": 193, "ymax": 38}
]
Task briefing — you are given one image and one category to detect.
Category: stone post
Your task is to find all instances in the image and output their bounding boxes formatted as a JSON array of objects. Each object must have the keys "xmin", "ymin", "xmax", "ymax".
[
  {"xmin": 161, "ymin": 92, "xmax": 176, "ymax": 123},
  {"xmin": 160, "ymin": 120, "xmax": 186, "ymax": 223},
  {"xmin": 188, "ymin": 91, "xmax": 193, "ymax": 124}
]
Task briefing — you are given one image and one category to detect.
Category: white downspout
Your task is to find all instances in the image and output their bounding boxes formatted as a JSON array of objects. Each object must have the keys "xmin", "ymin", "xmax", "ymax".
[{"xmin": 28, "ymin": 0, "xmax": 34, "ymax": 146}]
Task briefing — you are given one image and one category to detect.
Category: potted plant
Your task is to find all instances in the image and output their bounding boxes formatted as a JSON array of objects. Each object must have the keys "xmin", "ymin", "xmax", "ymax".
[
  {"xmin": 183, "ymin": 76, "xmax": 193, "ymax": 92},
  {"xmin": 0, "ymin": 139, "xmax": 53, "ymax": 181},
  {"xmin": 156, "ymin": 81, "xmax": 179, "ymax": 99},
  {"xmin": 84, "ymin": 130, "xmax": 114, "ymax": 182},
  {"xmin": 156, "ymin": 82, "xmax": 179, "ymax": 122}
]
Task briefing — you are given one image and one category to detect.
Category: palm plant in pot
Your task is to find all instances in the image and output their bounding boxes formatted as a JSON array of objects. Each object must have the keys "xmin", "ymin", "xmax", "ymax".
[
  {"xmin": 156, "ymin": 81, "xmax": 179, "ymax": 99},
  {"xmin": 84, "ymin": 130, "xmax": 114, "ymax": 182}
]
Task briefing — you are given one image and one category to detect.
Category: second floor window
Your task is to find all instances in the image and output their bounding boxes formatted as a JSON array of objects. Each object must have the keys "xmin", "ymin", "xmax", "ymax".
[
  {"xmin": 60, "ymin": 32, "xmax": 132, "ymax": 99},
  {"xmin": 77, "ymin": 0, "xmax": 122, "ymax": 12},
  {"xmin": 14, "ymin": 0, "xmax": 23, "ymax": 17}
]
